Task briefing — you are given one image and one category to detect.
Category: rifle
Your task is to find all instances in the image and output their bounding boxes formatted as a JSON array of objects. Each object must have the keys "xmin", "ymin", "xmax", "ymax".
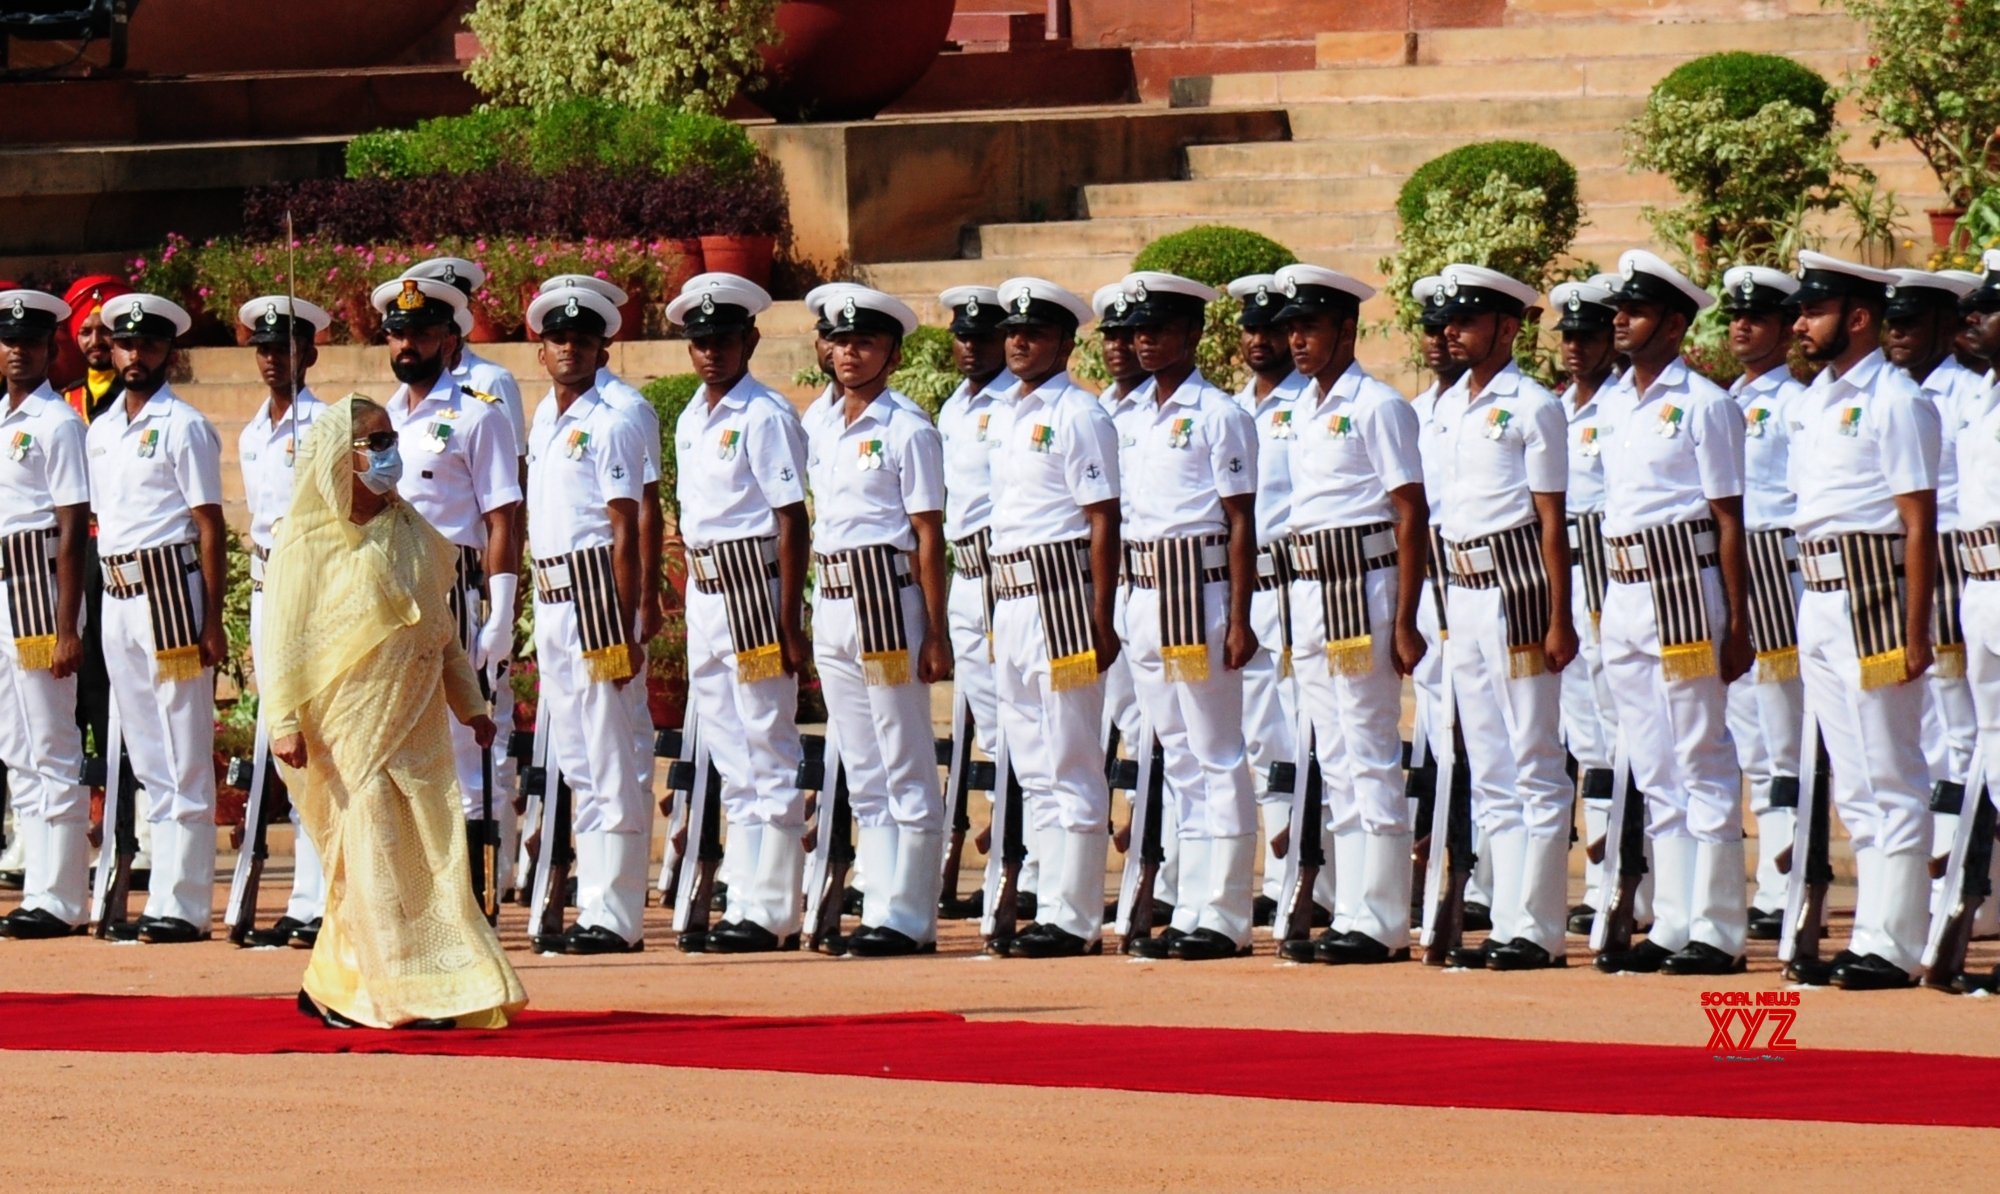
[
  {"xmin": 1924, "ymin": 764, "xmax": 1995, "ymax": 991},
  {"xmin": 504, "ymin": 727, "xmax": 535, "ymax": 904},
  {"xmin": 223, "ymin": 747, "xmax": 289, "ymax": 946},
  {"xmin": 89, "ymin": 738, "xmax": 136, "ymax": 938},
  {"xmin": 1778, "ymin": 727, "xmax": 1833, "ymax": 974},
  {"xmin": 937, "ymin": 693, "xmax": 996, "ymax": 920},
  {"xmin": 653, "ymin": 717, "xmax": 700, "ymax": 908},
  {"xmin": 1420, "ymin": 723, "xmax": 1474, "ymax": 967},
  {"xmin": 1115, "ymin": 735, "xmax": 1166, "ymax": 953},
  {"xmin": 1588, "ymin": 765, "xmax": 1648, "ymax": 957},
  {"xmin": 1273, "ymin": 749, "xmax": 1328, "ymax": 955},
  {"xmin": 799, "ymin": 733, "xmax": 854, "ymax": 954},
  {"xmin": 466, "ymin": 669, "xmax": 501, "ymax": 925},
  {"xmin": 524, "ymin": 696, "xmax": 575, "ymax": 952},
  {"xmin": 982, "ymin": 750, "xmax": 1026, "ymax": 954}
]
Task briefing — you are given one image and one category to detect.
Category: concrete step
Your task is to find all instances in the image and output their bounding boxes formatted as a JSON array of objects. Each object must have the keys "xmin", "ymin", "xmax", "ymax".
[
  {"xmin": 1077, "ymin": 169, "xmax": 1722, "ymax": 220},
  {"xmin": 1502, "ymin": 0, "xmax": 1820, "ymax": 24},
  {"xmin": 1179, "ymin": 48, "xmax": 1860, "ymax": 107},
  {"xmin": 1318, "ymin": 13, "xmax": 1861, "ymax": 69},
  {"xmin": 1281, "ymin": 94, "xmax": 1649, "ymax": 138}
]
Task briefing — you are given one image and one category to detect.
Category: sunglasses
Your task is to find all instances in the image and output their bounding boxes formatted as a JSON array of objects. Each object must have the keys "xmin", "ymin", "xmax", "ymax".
[{"xmin": 351, "ymin": 430, "xmax": 399, "ymax": 452}]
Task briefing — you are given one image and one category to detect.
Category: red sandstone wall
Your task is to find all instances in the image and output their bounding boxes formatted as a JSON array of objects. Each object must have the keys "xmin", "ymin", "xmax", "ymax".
[{"xmin": 1070, "ymin": 0, "xmax": 1506, "ymax": 98}]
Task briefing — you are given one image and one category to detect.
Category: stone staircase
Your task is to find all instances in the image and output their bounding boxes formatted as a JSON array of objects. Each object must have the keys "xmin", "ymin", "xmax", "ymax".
[{"xmin": 857, "ymin": 6, "xmax": 1939, "ymax": 388}]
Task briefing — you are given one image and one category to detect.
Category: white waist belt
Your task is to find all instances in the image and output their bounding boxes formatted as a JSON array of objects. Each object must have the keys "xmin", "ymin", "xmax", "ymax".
[
  {"xmin": 818, "ymin": 554, "xmax": 911, "ymax": 594},
  {"xmin": 1962, "ymin": 539, "xmax": 2000, "ymax": 576},
  {"xmin": 1127, "ymin": 541, "xmax": 1226, "ymax": 582},
  {"xmin": 1799, "ymin": 537, "xmax": 1904, "ymax": 585},
  {"xmin": 1609, "ymin": 529, "xmax": 1717, "ymax": 575},
  {"xmin": 1447, "ymin": 544, "xmax": 1494, "ymax": 578},
  {"xmin": 106, "ymin": 559, "xmax": 145, "ymax": 590},
  {"xmin": 995, "ymin": 559, "xmax": 1035, "ymax": 590},
  {"xmin": 1287, "ymin": 529, "xmax": 1395, "ymax": 572}
]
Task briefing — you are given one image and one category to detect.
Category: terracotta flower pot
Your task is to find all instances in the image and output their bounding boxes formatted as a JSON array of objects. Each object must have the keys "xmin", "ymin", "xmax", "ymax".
[
  {"xmin": 647, "ymin": 673, "xmax": 688, "ymax": 731},
  {"xmin": 1929, "ymin": 208, "xmax": 1969, "ymax": 253},
  {"xmin": 750, "ymin": 0, "xmax": 957, "ymax": 123},
  {"xmin": 660, "ymin": 238, "xmax": 704, "ymax": 296},
  {"xmin": 697, "ymin": 234, "xmax": 776, "ymax": 290}
]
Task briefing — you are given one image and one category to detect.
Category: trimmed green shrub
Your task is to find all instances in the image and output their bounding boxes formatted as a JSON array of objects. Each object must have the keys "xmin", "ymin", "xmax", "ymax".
[
  {"xmin": 643, "ymin": 373, "xmax": 702, "ymax": 514},
  {"xmin": 1129, "ymin": 225, "xmax": 1297, "ymax": 289},
  {"xmin": 1652, "ymin": 51, "xmax": 1834, "ymax": 130},
  {"xmin": 345, "ymin": 101, "xmax": 759, "ymax": 183},
  {"xmin": 888, "ymin": 325, "xmax": 959, "ymax": 419},
  {"xmin": 1396, "ymin": 141, "xmax": 1581, "ymax": 253},
  {"xmin": 343, "ymin": 108, "xmax": 528, "ymax": 179}
]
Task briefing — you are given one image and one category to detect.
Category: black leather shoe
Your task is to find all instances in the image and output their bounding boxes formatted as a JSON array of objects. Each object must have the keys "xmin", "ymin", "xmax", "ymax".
[
  {"xmin": 1566, "ymin": 904, "xmax": 1597, "ymax": 935},
  {"xmin": 1008, "ymin": 925, "xmax": 1100, "ymax": 958},
  {"xmin": 0, "ymin": 907, "xmax": 83, "ymax": 939},
  {"xmin": 840, "ymin": 885, "xmax": 864, "ymax": 916},
  {"xmin": 1252, "ymin": 895, "xmax": 1278, "ymax": 927},
  {"xmin": 104, "ymin": 918, "xmax": 150, "ymax": 942},
  {"xmin": 290, "ymin": 917, "xmax": 322, "ymax": 948},
  {"xmin": 1745, "ymin": 907, "xmax": 1784, "ymax": 941},
  {"xmin": 1462, "ymin": 902, "xmax": 1493, "ymax": 932},
  {"xmin": 530, "ymin": 932, "xmax": 571, "ymax": 955},
  {"xmin": 940, "ymin": 890, "xmax": 983, "ymax": 920},
  {"xmin": 1445, "ymin": 936, "xmax": 1500, "ymax": 969},
  {"xmin": 1277, "ymin": 935, "xmax": 1320, "ymax": 963},
  {"xmin": 1949, "ymin": 966, "xmax": 2000, "ymax": 995},
  {"xmin": 1660, "ymin": 941, "xmax": 1747, "ymax": 976},
  {"xmin": 296, "ymin": 989, "xmax": 323, "ymax": 1021},
  {"xmin": 708, "ymin": 921, "xmax": 795, "ymax": 954},
  {"xmin": 1172, "ymin": 927, "xmax": 1250, "ymax": 960},
  {"xmin": 0, "ymin": 869, "xmax": 22, "ymax": 891},
  {"xmin": 847, "ymin": 925, "xmax": 932, "ymax": 957},
  {"xmin": 1783, "ymin": 949, "xmax": 1856, "ymax": 986},
  {"xmin": 1489, "ymin": 938, "xmax": 1566, "ymax": 970},
  {"xmin": 563, "ymin": 924, "xmax": 641, "ymax": 955},
  {"xmin": 241, "ymin": 915, "xmax": 305, "ymax": 949},
  {"xmin": 1318, "ymin": 932, "xmax": 1410, "ymax": 965},
  {"xmin": 140, "ymin": 917, "xmax": 208, "ymax": 944},
  {"xmin": 396, "ymin": 1018, "xmax": 458, "ymax": 1030},
  {"xmin": 1831, "ymin": 952, "xmax": 1915, "ymax": 991},
  {"xmin": 1594, "ymin": 939, "xmax": 1673, "ymax": 974},
  {"xmin": 1126, "ymin": 927, "xmax": 1185, "ymax": 959},
  {"xmin": 1015, "ymin": 891, "xmax": 1038, "ymax": 920}
]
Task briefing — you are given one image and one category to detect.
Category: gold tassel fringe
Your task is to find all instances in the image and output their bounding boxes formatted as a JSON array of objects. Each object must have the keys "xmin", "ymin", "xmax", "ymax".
[
  {"xmin": 155, "ymin": 645, "xmax": 204, "ymax": 683},
  {"xmin": 14, "ymin": 634, "xmax": 55, "ymax": 672},
  {"xmin": 1755, "ymin": 647, "xmax": 1799, "ymax": 685},
  {"xmin": 1934, "ymin": 642, "xmax": 1966, "ymax": 679},
  {"xmin": 1858, "ymin": 648, "xmax": 1906, "ymax": 692},
  {"xmin": 1161, "ymin": 643, "xmax": 1210, "ymax": 684},
  {"xmin": 1508, "ymin": 644, "xmax": 1546, "ymax": 679},
  {"xmin": 1325, "ymin": 635, "xmax": 1373, "ymax": 678},
  {"xmin": 861, "ymin": 650, "xmax": 911, "ymax": 688},
  {"xmin": 1050, "ymin": 650, "xmax": 1098, "ymax": 693},
  {"xmin": 1660, "ymin": 641, "xmax": 1718, "ymax": 682},
  {"xmin": 583, "ymin": 644, "xmax": 635, "ymax": 684},
  {"xmin": 1279, "ymin": 647, "xmax": 1292, "ymax": 679},
  {"xmin": 986, "ymin": 630, "xmax": 995, "ymax": 664},
  {"xmin": 735, "ymin": 642, "xmax": 784, "ymax": 684}
]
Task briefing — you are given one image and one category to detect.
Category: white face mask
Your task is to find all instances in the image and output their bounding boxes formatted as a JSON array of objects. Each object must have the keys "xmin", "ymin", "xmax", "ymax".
[{"xmin": 357, "ymin": 445, "xmax": 403, "ymax": 495}]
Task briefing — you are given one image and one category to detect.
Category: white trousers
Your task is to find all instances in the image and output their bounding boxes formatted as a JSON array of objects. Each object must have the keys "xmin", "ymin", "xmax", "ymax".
[
  {"xmin": 686, "ymin": 582, "xmax": 806, "ymax": 827},
  {"xmin": 1292, "ymin": 569, "xmax": 1408, "ymax": 835},
  {"xmin": 1955, "ymin": 578, "xmax": 2000, "ymax": 932},
  {"xmin": 1244, "ymin": 584, "xmax": 1298, "ymax": 804},
  {"xmin": 813, "ymin": 583, "xmax": 943, "ymax": 832},
  {"xmin": 1796, "ymin": 588, "xmax": 1931, "ymax": 857},
  {"xmin": 1102, "ymin": 584, "xmax": 1144, "ymax": 749},
  {"xmin": 0, "ymin": 582, "xmax": 88, "ymax": 825},
  {"xmin": 994, "ymin": 591, "xmax": 1109, "ymax": 832},
  {"xmin": 1924, "ymin": 672, "xmax": 1977, "ymax": 788},
  {"xmin": 1124, "ymin": 578, "xmax": 1255, "ymax": 840},
  {"xmin": 1727, "ymin": 666, "xmax": 1804, "ymax": 912},
  {"xmin": 948, "ymin": 571, "xmax": 999, "ymax": 757},
  {"xmin": 249, "ymin": 589, "xmax": 325, "ymax": 920},
  {"xmin": 1599, "ymin": 571, "xmax": 1743, "ymax": 842},
  {"xmin": 102, "ymin": 578, "xmax": 216, "ymax": 926},
  {"xmin": 1559, "ymin": 568, "xmax": 1617, "ymax": 772},
  {"xmin": 1444, "ymin": 585, "xmax": 1570, "ymax": 839}
]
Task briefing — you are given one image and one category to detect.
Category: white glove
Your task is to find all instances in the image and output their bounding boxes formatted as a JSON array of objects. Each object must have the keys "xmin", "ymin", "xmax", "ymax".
[{"xmin": 477, "ymin": 573, "xmax": 519, "ymax": 671}]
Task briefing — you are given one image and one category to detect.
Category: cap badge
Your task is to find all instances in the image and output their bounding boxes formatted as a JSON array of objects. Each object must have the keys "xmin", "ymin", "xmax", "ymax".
[
  {"xmin": 1443, "ymin": 273, "xmax": 1460, "ymax": 297},
  {"xmin": 9, "ymin": 298, "xmax": 22, "ymax": 320},
  {"xmin": 563, "ymin": 296, "xmax": 579, "ymax": 317},
  {"xmin": 1113, "ymin": 295, "xmax": 1129, "ymax": 316},
  {"xmin": 124, "ymin": 306, "xmax": 144, "ymax": 330},
  {"xmin": 441, "ymin": 264, "xmax": 457, "ymax": 284},
  {"xmin": 700, "ymin": 293, "xmax": 715, "ymax": 316},
  {"xmin": 1430, "ymin": 289, "xmax": 1446, "ymax": 307},
  {"xmin": 1254, "ymin": 284, "xmax": 1270, "ymax": 307},
  {"xmin": 264, "ymin": 302, "xmax": 279, "ymax": 326},
  {"xmin": 965, "ymin": 296, "xmax": 980, "ymax": 318},
  {"xmin": 1016, "ymin": 293, "xmax": 1032, "ymax": 315},
  {"xmin": 1740, "ymin": 277, "xmax": 1756, "ymax": 299},
  {"xmin": 1567, "ymin": 294, "xmax": 1581, "ymax": 312},
  {"xmin": 1132, "ymin": 281, "xmax": 1149, "ymax": 302},
  {"xmin": 1884, "ymin": 284, "xmax": 1897, "ymax": 300},
  {"xmin": 1620, "ymin": 257, "xmax": 1637, "ymax": 280},
  {"xmin": 842, "ymin": 296, "xmax": 857, "ymax": 321},
  {"xmin": 395, "ymin": 280, "xmax": 425, "ymax": 311},
  {"xmin": 1282, "ymin": 277, "xmax": 1299, "ymax": 298}
]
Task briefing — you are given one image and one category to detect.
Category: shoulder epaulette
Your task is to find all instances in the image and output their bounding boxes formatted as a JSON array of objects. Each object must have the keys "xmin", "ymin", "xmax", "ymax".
[{"xmin": 465, "ymin": 387, "xmax": 500, "ymax": 405}]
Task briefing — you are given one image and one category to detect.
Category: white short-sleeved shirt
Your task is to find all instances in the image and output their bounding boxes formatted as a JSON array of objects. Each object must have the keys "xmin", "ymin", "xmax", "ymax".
[
  {"xmin": 387, "ymin": 372, "xmax": 524, "ymax": 551},
  {"xmin": 1100, "ymin": 385, "xmax": 1148, "ymax": 525},
  {"xmin": 1286, "ymin": 361, "xmax": 1423, "ymax": 534},
  {"xmin": 1953, "ymin": 381, "xmax": 2000, "ymax": 530},
  {"xmin": 804, "ymin": 389, "xmax": 945, "ymax": 554},
  {"xmin": 1920, "ymin": 356, "xmax": 1987, "ymax": 533},
  {"xmin": 1426, "ymin": 362, "xmax": 1567, "ymax": 542},
  {"xmin": 1411, "ymin": 380, "xmax": 1447, "ymax": 522},
  {"xmin": 674, "ymin": 372, "xmax": 807, "ymax": 549},
  {"xmin": 1237, "ymin": 371, "xmax": 1308, "ymax": 546},
  {"xmin": 1788, "ymin": 349, "xmax": 1940, "ymax": 540},
  {"xmin": 526, "ymin": 387, "xmax": 647, "ymax": 557},
  {"xmin": 595, "ymin": 367, "xmax": 662, "ymax": 486},
  {"xmin": 1560, "ymin": 383, "xmax": 1608, "ymax": 516},
  {"xmin": 237, "ymin": 388, "xmax": 324, "ymax": 551},
  {"xmin": 988, "ymin": 371, "xmax": 1121, "ymax": 555},
  {"xmin": 1596, "ymin": 357, "xmax": 1745, "ymax": 538},
  {"xmin": 1122, "ymin": 371, "xmax": 1258, "ymax": 542},
  {"xmin": 1731, "ymin": 367, "xmax": 1805, "ymax": 533},
  {"xmin": 85, "ymin": 384, "xmax": 223, "ymax": 555},
  {"xmin": 457, "ymin": 348, "xmax": 527, "ymax": 457},
  {"xmin": 938, "ymin": 369, "xmax": 1018, "ymax": 543},
  {"xmin": 0, "ymin": 383, "xmax": 90, "ymax": 535}
]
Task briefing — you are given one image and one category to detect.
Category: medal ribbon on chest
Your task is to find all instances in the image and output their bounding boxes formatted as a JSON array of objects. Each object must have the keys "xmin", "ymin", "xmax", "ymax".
[
  {"xmin": 1028, "ymin": 424, "xmax": 1054, "ymax": 453},
  {"xmin": 1656, "ymin": 404, "xmax": 1684, "ymax": 437},
  {"xmin": 1485, "ymin": 408, "xmax": 1512, "ymax": 439},
  {"xmin": 8, "ymin": 431, "xmax": 31, "ymax": 462},
  {"xmin": 718, "ymin": 428, "xmax": 741, "ymax": 460},
  {"xmin": 426, "ymin": 421, "xmax": 453, "ymax": 453},
  {"xmin": 1838, "ymin": 406, "xmax": 1862, "ymax": 437},
  {"xmin": 137, "ymin": 428, "xmax": 160, "ymax": 458},
  {"xmin": 1271, "ymin": 409, "xmax": 1293, "ymax": 439},
  {"xmin": 857, "ymin": 438, "xmax": 885, "ymax": 471},
  {"xmin": 1745, "ymin": 407, "xmax": 1770, "ymax": 438},
  {"xmin": 1326, "ymin": 414, "xmax": 1354, "ymax": 438},
  {"xmin": 1579, "ymin": 425, "xmax": 1599, "ymax": 456},
  {"xmin": 565, "ymin": 428, "xmax": 591, "ymax": 459},
  {"xmin": 975, "ymin": 412, "xmax": 991, "ymax": 442},
  {"xmin": 1168, "ymin": 416, "xmax": 1195, "ymax": 449}
]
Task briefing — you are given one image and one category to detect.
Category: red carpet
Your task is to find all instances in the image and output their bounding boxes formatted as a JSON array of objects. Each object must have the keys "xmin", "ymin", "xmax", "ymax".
[{"xmin": 2, "ymin": 992, "xmax": 1995, "ymax": 1128}]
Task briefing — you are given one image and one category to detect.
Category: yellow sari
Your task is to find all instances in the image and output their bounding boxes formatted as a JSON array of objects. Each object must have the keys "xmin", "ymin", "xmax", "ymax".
[{"xmin": 263, "ymin": 396, "xmax": 526, "ymax": 1029}]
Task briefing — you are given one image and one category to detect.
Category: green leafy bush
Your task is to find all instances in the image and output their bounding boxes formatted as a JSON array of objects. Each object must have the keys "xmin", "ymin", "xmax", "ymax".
[
  {"xmin": 465, "ymin": 0, "xmax": 781, "ymax": 116},
  {"xmin": 1381, "ymin": 145, "xmax": 1584, "ymax": 374},
  {"xmin": 1129, "ymin": 225, "xmax": 1297, "ymax": 289},
  {"xmin": 1844, "ymin": 0, "xmax": 2000, "ymax": 208},
  {"xmin": 345, "ymin": 100, "xmax": 758, "ymax": 183},
  {"xmin": 888, "ymin": 326, "xmax": 959, "ymax": 419},
  {"xmin": 343, "ymin": 108, "xmax": 528, "ymax": 179},
  {"xmin": 642, "ymin": 372, "xmax": 702, "ymax": 515},
  {"xmin": 1626, "ymin": 53, "xmax": 1880, "ymax": 281}
]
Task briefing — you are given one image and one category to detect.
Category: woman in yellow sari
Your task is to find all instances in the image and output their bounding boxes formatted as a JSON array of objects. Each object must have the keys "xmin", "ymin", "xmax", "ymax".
[{"xmin": 264, "ymin": 395, "xmax": 525, "ymax": 1029}]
